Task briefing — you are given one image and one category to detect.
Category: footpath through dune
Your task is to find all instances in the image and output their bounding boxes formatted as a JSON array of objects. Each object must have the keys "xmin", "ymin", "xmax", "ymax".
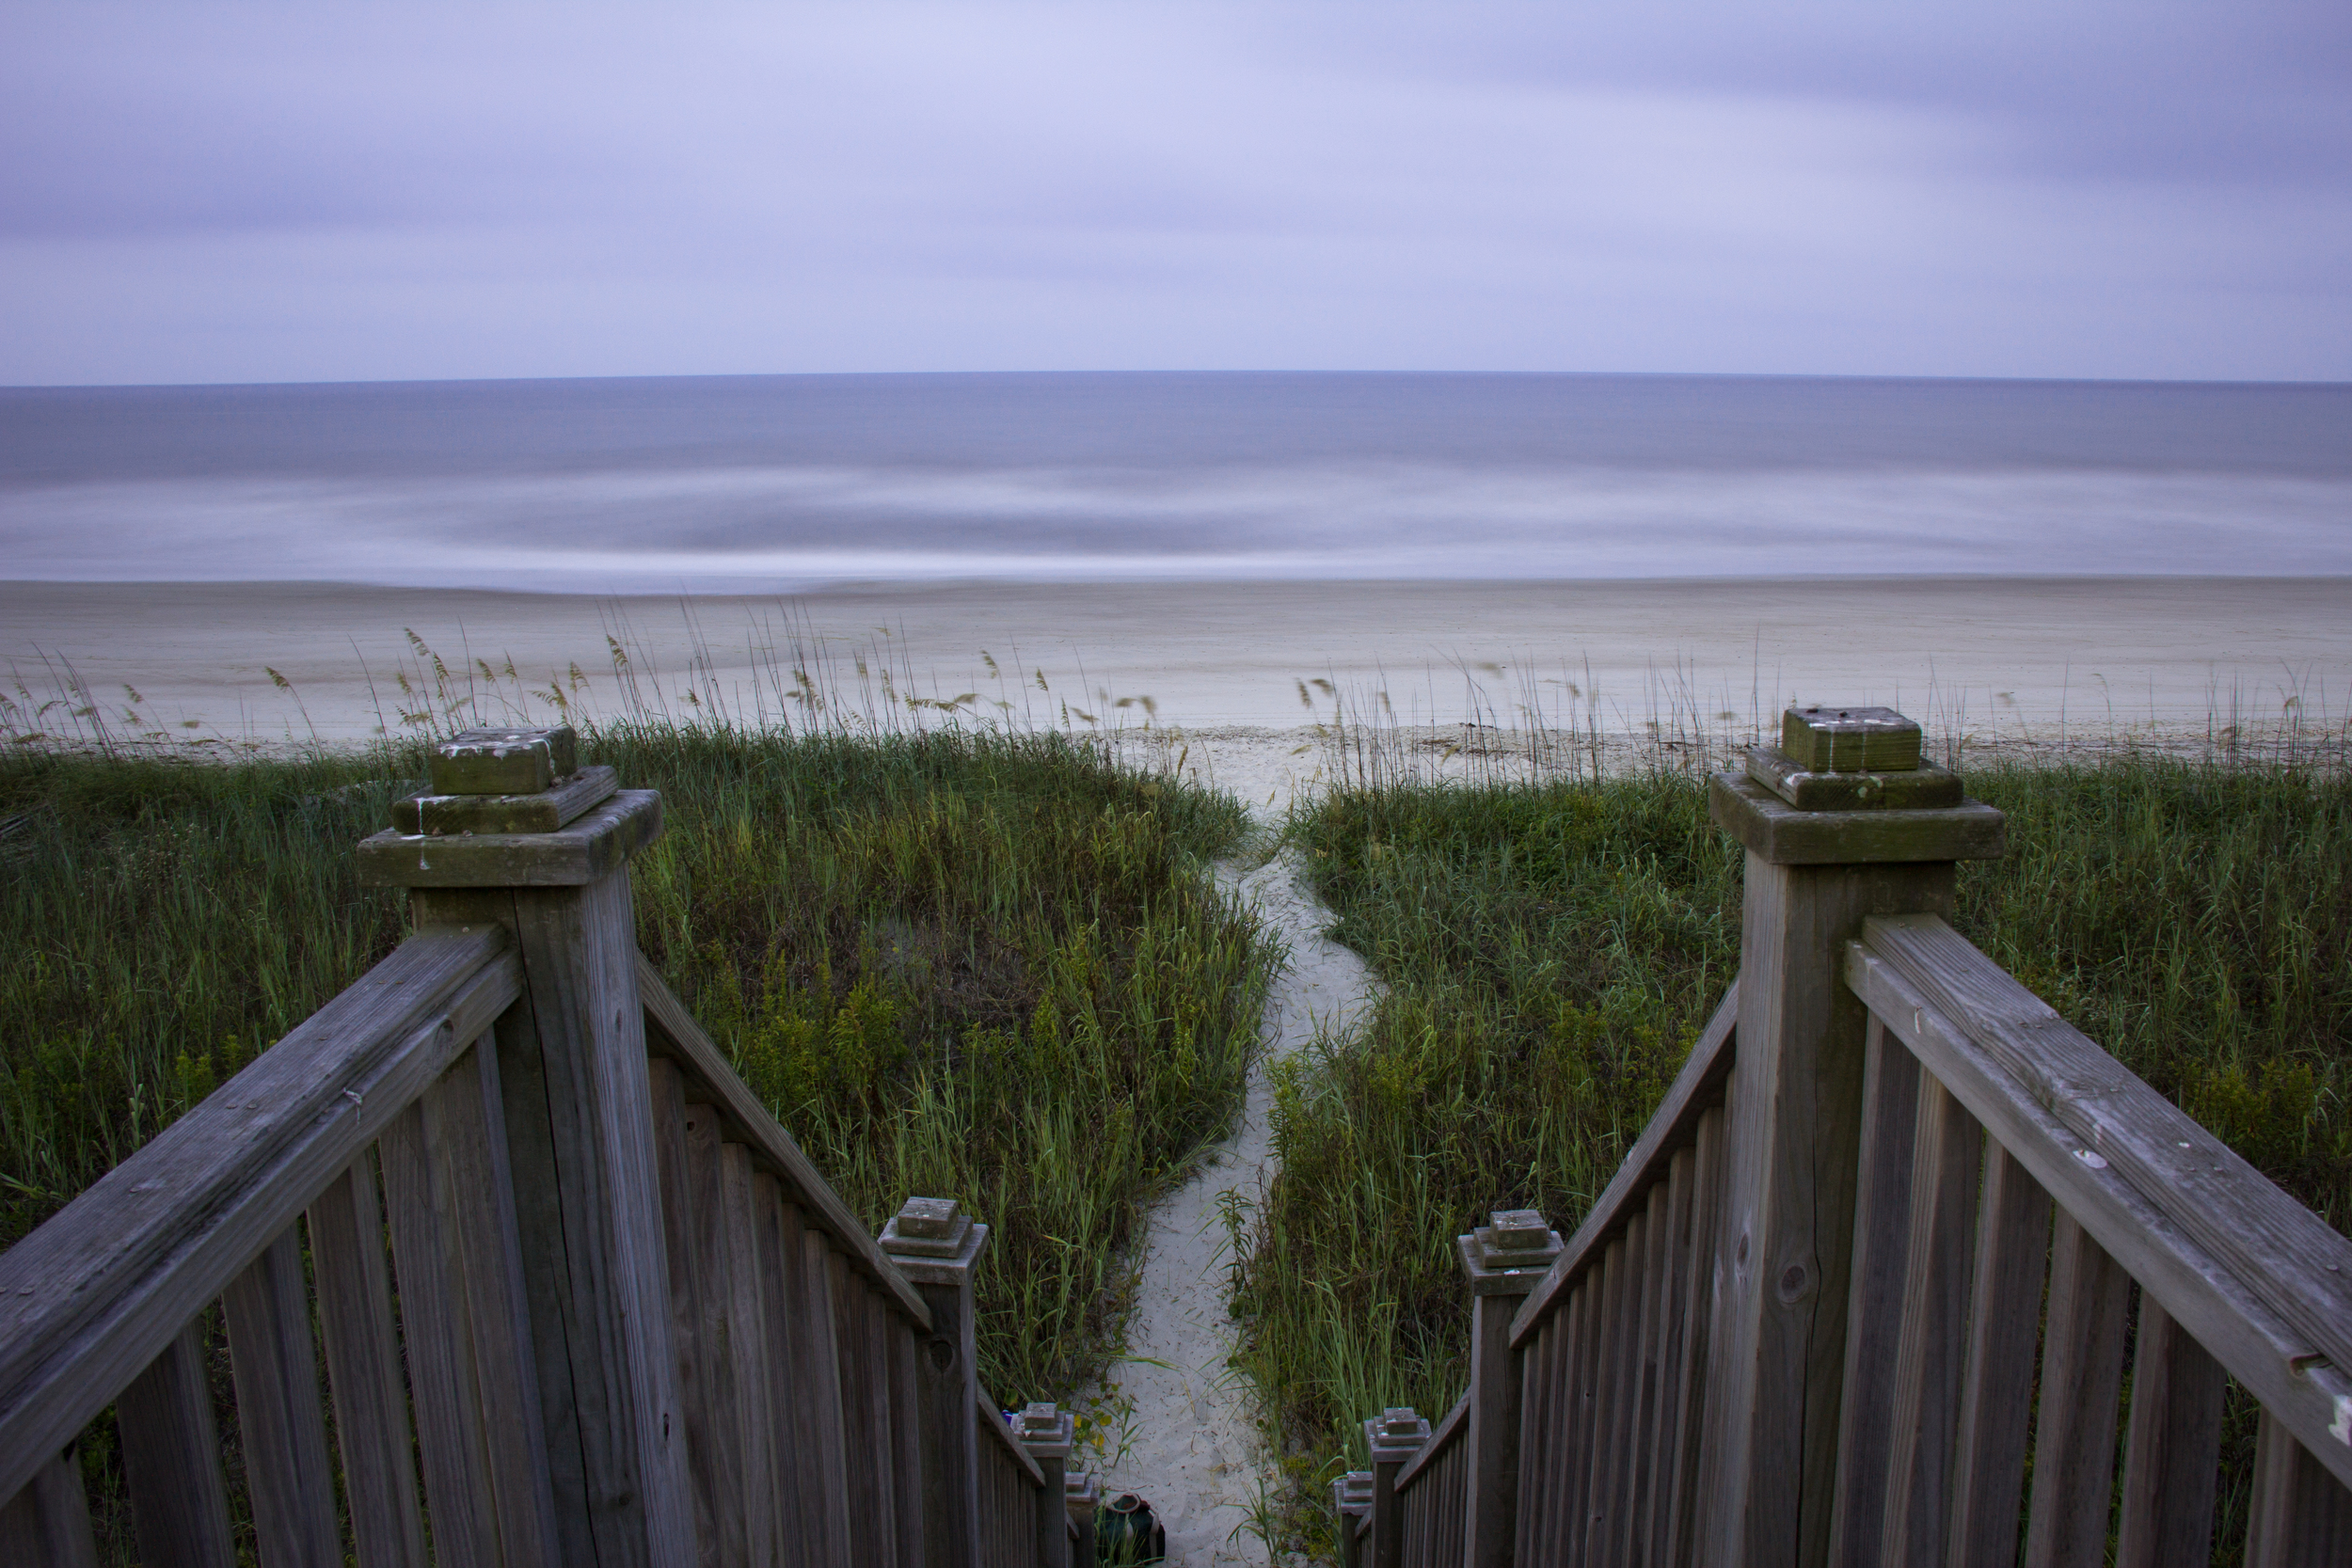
[{"xmin": 1074, "ymin": 850, "xmax": 1378, "ymax": 1565}]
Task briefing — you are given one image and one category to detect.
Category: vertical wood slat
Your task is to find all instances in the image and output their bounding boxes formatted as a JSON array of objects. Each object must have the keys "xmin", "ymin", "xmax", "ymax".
[
  {"xmin": 381, "ymin": 1039, "xmax": 563, "ymax": 1568},
  {"xmin": 220, "ymin": 1224, "xmax": 342, "ymax": 1566},
  {"xmin": 1657, "ymin": 1107, "xmax": 1724, "ymax": 1568},
  {"xmin": 1878, "ymin": 1075, "xmax": 1983, "ymax": 1565},
  {"xmin": 887, "ymin": 1310, "xmax": 928, "ymax": 1568},
  {"xmin": 790, "ymin": 1210, "xmax": 856, "ymax": 1563},
  {"xmin": 116, "ymin": 1318, "xmax": 236, "ymax": 1568},
  {"xmin": 1613, "ymin": 1187, "xmax": 1670, "ymax": 1568},
  {"xmin": 751, "ymin": 1176, "xmax": 814, "ymax": 1568},
  {"xmin": 1945, "ymin": 1142, "xmax": 2052, "ymax": 1568},
  {"xmin": 308, "ymin": 1153, "xmax": 429, "ymax": 1568},
  {"xmin": 827, "ymin": 1245, "xmax": 887, "ymax": 1568},
  {"xmin": 0, "ymin": 1444, "xmax": 100, "ymax": 1568},
  {"xmin": 1542, "ymin": 1293, "xmax": 1583, "ymax": 1568},
  {"xmin": 650, "ymin": 1062, "xmax": 745, "ymax": 1568},
  {"xmin": 717, "ymin": 1144, "xmax": 779, "ymax": 1568},
  {"xmin": 2020, "ymin": 1210, "xmax": 2133, "ymax": 1568},
  {"xmin": 1825, "ymin": 1020, "xmax": 1921, "ymax": 1568},
  {"xmin": 858, "ymin": 1285, "xmax": 900, "ymax": 1568},
  {"xmin": 1513, "ymin": 1302, "xmax": 1560, "ymax": 1568},
  {"xmin": 2246, "ymin": 1407, "xmax": 2352, "ymax": 1567},
  {"xmin": 2113, "ymin": 1298, "xmax": 2226, "ymax": 1568},
  {"xmin": 1576, "ymin": 1239, "xmax": 1628, "ymax": 1560},
  {"xmin": 1629, "ymin": 1164, "xmax": 1686, "ymax": 1567}
]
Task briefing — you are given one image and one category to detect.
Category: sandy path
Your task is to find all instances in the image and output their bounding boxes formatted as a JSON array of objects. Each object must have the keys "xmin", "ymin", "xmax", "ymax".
[{"xmin": 1076, "ymin": 850, "xmax": 1378, "ymax": 1565}]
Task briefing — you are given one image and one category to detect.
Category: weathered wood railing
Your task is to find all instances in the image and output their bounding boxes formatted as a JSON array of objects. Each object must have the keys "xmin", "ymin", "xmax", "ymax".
[
  {"xmin": 1368, "ymin": 705, "xmax": 2352, "ymax": 1568},
  {"xmin": 0, "ymin": 726, "xmax": 1087, "ymax": 1568}
]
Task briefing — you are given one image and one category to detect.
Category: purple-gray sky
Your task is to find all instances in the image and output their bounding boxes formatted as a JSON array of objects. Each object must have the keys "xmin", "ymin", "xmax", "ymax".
[{"xmin": 4, "ymin": 2, "xmax": 2347, "ymax": 385}]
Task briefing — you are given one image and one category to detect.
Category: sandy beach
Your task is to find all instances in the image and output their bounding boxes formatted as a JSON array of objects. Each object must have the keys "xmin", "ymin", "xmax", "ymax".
[{"xmin": 6, "ymin": 575, "xmax": 2346, "ymax": 798}]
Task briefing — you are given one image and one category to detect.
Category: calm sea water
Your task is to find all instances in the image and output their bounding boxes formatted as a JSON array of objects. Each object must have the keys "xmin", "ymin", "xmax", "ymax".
[{"xmin": 3, "ymin": 372, "xmax": 2347, "ymax": 590}]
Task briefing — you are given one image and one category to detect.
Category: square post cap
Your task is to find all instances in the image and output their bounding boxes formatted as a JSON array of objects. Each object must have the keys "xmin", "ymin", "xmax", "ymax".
[
  {"xmin": 1066, "ymin": 1470, "xmax": 1101, "ymax": 1513},
  {"xmin": 1458, "ymin": 1208, "xmax": 1564, "ymax": 1296},
  {"xmin": 1712, "ymin": 704, "xmax": 2005, "ymax": 866},
  {"xmin": 879, "ymin": 1195, "xmax": 990, "ymax": 1282},
  {"xmin": 1333, "ymin": 1470, "xmax": 1374, "ymax": 1518},
  {"xmin": 1364, "ymin": 1407, "xmax": 1431, "ymax": 1465},
  {"xmin": 1016, "ymin": 1402, "xmax": 1075, "ymax": 1460},
  {"xmin": 429, "ymin": 725, "xmax": 580, "ymax": 795}
]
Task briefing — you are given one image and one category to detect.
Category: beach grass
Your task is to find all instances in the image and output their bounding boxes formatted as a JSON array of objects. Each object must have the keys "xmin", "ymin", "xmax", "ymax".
[
  {"xmin": 0, "ymin": 720, "xmax": 1275, "ymax": 1559},
  {"xmin": 1233, "ymin": 752, "xmax": 2350, "ymax": 1560}
]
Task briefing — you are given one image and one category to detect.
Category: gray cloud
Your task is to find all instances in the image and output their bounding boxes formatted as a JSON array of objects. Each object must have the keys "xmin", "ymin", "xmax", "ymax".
[{"xmin": 1, "ymin": 1, "xmax": 2345, "ymax": 382}]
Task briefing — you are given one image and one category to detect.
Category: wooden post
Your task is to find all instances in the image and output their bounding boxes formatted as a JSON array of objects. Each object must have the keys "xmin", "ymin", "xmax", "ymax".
[
  {"xmin": 1364, "ymin": 1407, "xmax": 1430, "ymax": 1568},
  {"xmin": 1065, "ymin": 1470, "xmax": 1100, "ymax": 1568},
  {"xmin": 1697, "ymin": 706, "xmax": 2005, "ymax": 1568},
  {"xmin": 880, "ymin": 1196, "xmax": 990, "ymax": 1568},
  {"xmin": 1333, "ymin": 1470, "xmax": 1373, "ymax": 1568},
  {"xmin": 358, "ymin": 727, "xmax": 693, "ymax": 1567},
  {"xmin": 1016, "ymin": 1403, "xmax": 1074, "ymax": 1568},
  {"xmin": 1458, "ymin": 1209, "xmax": 1562, "ymax": 1568}
]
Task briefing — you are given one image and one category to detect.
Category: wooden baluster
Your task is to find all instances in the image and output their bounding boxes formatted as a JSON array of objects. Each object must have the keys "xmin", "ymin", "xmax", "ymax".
[
  {"xmin": 1551, "ymin": 1279, "xmax": 1599, "ymax": 1568},
  {"xmin": 888, "ymin": 1310, "xmax": 930, "ymax": 1568},
  {"xmin": 221, "ymin": 1225, "xmax": 342, "ymax": 1566},
  {"xmin": 749, "ymin": 1175, "xmax": 813, "ymax": 1568},
  {"xmin": 308, "ymin": 1153, "xmax": 429, "ymax": 1568},
  {"xmin": 829, "ymin": 1249, "xmax": 888, "ymax": 1568},
  {"xmin": 859, "ymin": 1284, "xmax": 901, "ymax": 1568},
  {"xmin": 0, "ymin": 1445, "xmax": 100, "ymax": 1568},
  {"xmin": 116, "ymin": 1319, "xmax": 236, "ymax": 1568},
  {"xmin": 1657, "ymin": 1106, "xmax": 1725, "ymax": 1568},
  {"xmin": 1614, "ymin": 1183, "xmax": 1671, "ymax": 1568},
  {"xmin": 2245, "ymin": 1407, "xmax": 2352, "ymax": 1567},
  {"xmin": 718, "ymin": 1144, "xmax": 778, "ymax": 1568},
  {"xmin": 1945, "ymin": 1143, "xmax": 2051, "ymax": 1568},
  {"xmin": 380, "ymin": 1091, "xmax": 501, "ymax": 1568},
  {"xmin": 652, "ymin": 1061, "xmax": 744, "ymax": 1568},
  {"xmin": 1877, "ymin": 1077, "xmax": 1982, "ymax": 1564},
  {"xmin": 1581, "ymin": 1231, "xmax": 1633, "ymax": 1561},
  {"xmin": 2020, "ymin": 1212, "xmax": 2133, "ymax": 1568},
  {"xmin": 2113, "ymin": 1298, "xmax": 2225, "ymax": 1568},
  {"xmin": 787, "ymin": 1204, "xmax": 856, "ymax": 1563},
  {"xmin": 1511, "ymin": 1311, "xmax": 1558, "ymax": 1568},
  {"xmin": 1824, "ymin": 1020, "xmax": 1921, "ymax": 1568}
]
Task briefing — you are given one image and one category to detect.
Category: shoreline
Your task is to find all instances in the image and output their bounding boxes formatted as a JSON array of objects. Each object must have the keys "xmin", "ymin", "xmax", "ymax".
[{"xmin": 6, "ymin": 577, "xmax": 2345, "ymax": 791}]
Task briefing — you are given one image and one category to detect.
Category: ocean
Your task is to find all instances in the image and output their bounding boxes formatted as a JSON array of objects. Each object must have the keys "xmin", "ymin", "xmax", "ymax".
[{"xmin": 3, "ymin": 372, "xmax": 2347, "ymax": 592}]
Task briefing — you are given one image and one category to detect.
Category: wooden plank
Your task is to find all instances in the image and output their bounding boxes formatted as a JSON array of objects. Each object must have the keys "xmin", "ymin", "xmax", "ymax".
[
  {"xmin": 443, "ymin": 872, "xmax": 697, "ymax": 1568},
  {"xmin": 2246, "ymin": 1408, "xmax": 2352, "ymax": 1568},
  {"xmin": 1876, "ymin": 1074, "xmax": 1980, "ymax": 1565},
  {"xmin": 1512, "ymin": 1302, "xmax": 1561, "ymax": 1568},
  {"xmin": 1598, "ymin": 1212, "xmax": 1656, "ymax": 1568},
  {"xmin": 0, "ymin": 1444, "xmax": 100, "ymax": 1568},
  {"xmin": 307, "ymin": 1153, "xmax": 429, "ymax": 1568},
  {"xmin": 790, "ymin": 1212, "xmax": 856, "ymax": 1560},
  {"xmin": 886, "ymin": 1305, "xmax": 929, "ymax": 1568},
  {"xmin": 751, "ymin": 1177, "xmax": 817, "ymax": 1568},
  {"xmin": 379, "ymin": 1093, "xmax": 501, "ymax": 1568},
  {"xmin": 1695, "ymin": 858, "xmax": 1957, "ymax": 1568},
  {"xmin": 1558, "ymin": 1250, "xmax": 1609, "ymax": 1561},
  {"xmin": 1638, "ymin": 1144, "xmax": 1694, "ymax": 1564},
  {"xmin": 1539, "ymin": 1291, "xmax": 1582, "ymax": 1568},
  {"xmin": 1824, "ymin": 1018, "xmax": 1921, "ymax": 1568},
  {"xmin": 1581, "ymin": 1233, "xmax": 1632, "ymax": 1562},
  {"xmin": 637, "ymin": 956, "xmax": 931, "ymax": 1328},
  {"xmin": 1862, "ymin": 914, "xmax": 2352, "ymax": 1409},
  {"xmin": 650, "ymin": 1062, "xmax": 741, "ymax": 1568},
  {"xmin": 859, "ymin": 1286, "xmax": 901, "ymax": 1568},
  {"xmin": 2114, "ymin": 1298, "xmax": 2225, "ymax": 1568},
  {"xmin": 1943, "ymin": 1142, "xmax": 2050, "ymax": 1568},
  {"xmin": 0, "ymin": 929, "xmax": 517, "ymax": 1505},
  {"xmin": 1511, "ymin": 983, "xmax": 1739, "ymax": 1347},
  {"xmin": 220, "ymin": 1224, "xmax": 342, "ymax": 1566},
  {"xmin": 1847, "ymin": 940, "xmax": 2352, "ymax": 1492},
  {"xmin": 2021, "ymin": 1212, "xmax": 2132, "ymax": 1568},
  {"xmin": 1613, "ymin": 1181, "xmax": 1671, "ymax": 1568},
  {"xmin": 435, "ymin": 1037, "xmax": 563, "ymax": 1568},
  {"xmin": 357, "ymin": 788, "xmax": 663, "ymax": 888},
  {"xmin": 116, "ymin": 1320, "xmax": 235, "ymax": 1568},
  {"xmin": 1658, "ymin": 1105, "xmax": 1725, "ymax": 1568},
  {"xmin": 719, "ymin": 1144, "xmax": 780, "ymax": 1568}
]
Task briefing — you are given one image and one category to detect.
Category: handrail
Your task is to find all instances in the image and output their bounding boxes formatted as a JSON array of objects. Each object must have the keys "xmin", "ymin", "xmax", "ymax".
[
  {"xmin": 1847, "ymin": 917, "xmax": 2352, "ymax": 1490},
  {"xmin": 977, "ymin": 1387, "xmax": 1047, "ymax": 1485},
  {"xmin": 1510, "ymin": 980, "xmax": 1738, "ymax": 1347},
  {"xmin": 1392, "ymin": 1391, "xmax": 1470, "ymax": 1492},
  {"xmin": 0, "ymin": 927, "xmax": 520, "ymax": 1506},
  {"xmin": 637, "ymin": 953, "xmax": 931, "ymax": 1329}
]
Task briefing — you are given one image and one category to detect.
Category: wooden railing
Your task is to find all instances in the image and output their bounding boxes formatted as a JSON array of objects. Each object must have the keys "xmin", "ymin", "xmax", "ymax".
[
  {"xmin": 1358, "ymin": 705, "xmax": 2352, "ymax": 1568},
  {"xmin": 0, "ymin": 727, "xmax": 1086, "ymax": 1568}
]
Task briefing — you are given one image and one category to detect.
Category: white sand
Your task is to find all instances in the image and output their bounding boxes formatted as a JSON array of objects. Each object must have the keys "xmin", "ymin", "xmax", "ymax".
[
  {"xmin": 1073, "ymin": 851, "xmax": 1378, "ymax": 1566},
  {"xmin": 5, "ymin": 577, "xmax": 2345, "ymax": 756}
]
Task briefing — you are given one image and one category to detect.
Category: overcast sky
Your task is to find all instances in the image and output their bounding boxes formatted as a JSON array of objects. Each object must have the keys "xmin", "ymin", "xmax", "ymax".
[{"xmin": 3, "ymin": 2, "xmax": 2348, "ymax": 386}]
